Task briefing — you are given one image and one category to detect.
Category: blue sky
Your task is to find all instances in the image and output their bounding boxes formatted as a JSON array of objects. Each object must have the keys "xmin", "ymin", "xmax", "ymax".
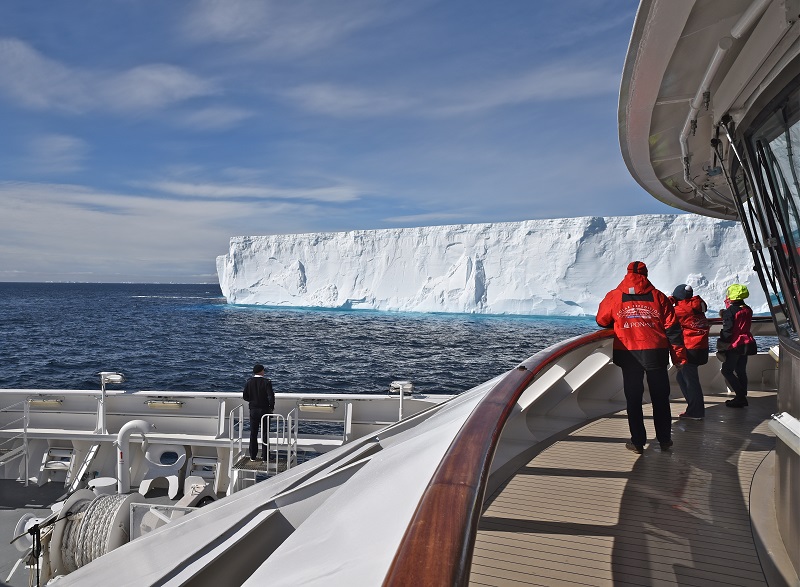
[{"xmin": 0, "ymin": 0, "xmax": 676, "ymax": 283}]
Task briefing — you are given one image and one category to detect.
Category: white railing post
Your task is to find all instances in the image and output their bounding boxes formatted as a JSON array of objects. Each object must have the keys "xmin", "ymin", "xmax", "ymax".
[
  {"xmin": 287, "ymin": 408, "xmax": 298, "ymax": 469},
  {"xmin": 228, "ymin": 404, "xmax": 243, "ymax": 490},
  {"xmin": 23, "ymin": 401, "xmax": 29, "ymax": 487},
  {"xmin": 96, "ymin": 372, "xmax": 125, "ymax": 434},
  {"xmin": 95, "ymin": 387, "xmax": 107, "ymax": 434},
  {"xmin": 217, "ymin": 399, "xmax": 227, "ymax": 438},
  {"xmin": 391, "ymin": 381, "xmax": 413, "ymax": 421}
]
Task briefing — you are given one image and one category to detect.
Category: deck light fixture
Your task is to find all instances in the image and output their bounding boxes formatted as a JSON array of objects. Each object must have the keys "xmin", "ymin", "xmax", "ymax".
[
  {"xmin": 96, "ymin": 371, "xmax": 125, "ymax": 434},
  {"xmin": 297, "ymin": 402, "xmax": 336, "ymax": 413},
  {"xmin": 144, "ymin": 399, "xmax": 184, "ymax": 410},
  {"xmin": 26, "ymin": 397, "xmax": 63, "ymax": 407}
]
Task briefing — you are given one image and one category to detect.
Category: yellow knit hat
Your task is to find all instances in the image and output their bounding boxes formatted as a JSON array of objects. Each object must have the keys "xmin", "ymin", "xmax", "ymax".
[{"xmin": 727, "ymin": 283, "xmax": 750, "ymax": 301}]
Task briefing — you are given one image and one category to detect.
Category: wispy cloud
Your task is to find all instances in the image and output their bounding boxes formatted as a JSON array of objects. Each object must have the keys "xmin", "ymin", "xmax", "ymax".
[
  {"xmin": 182, "ymin": 0, "xmax": 270, "ymax": 44},
  {"xmin": 104, "ymin": 64, "xmax": 215, "ymax": 112},
  {"xmin": 148, "ymin": 180, "xmax": 362, "ymax": 203},
  {"xmin": 0, "ymin": 38, "xmax": 215, "ymax": 114},
  {"xmin": 284, "ymin": 61, "xmax": 619, "ymax": 118},
  {"xmin": 181, "ymin": 0, "xmax": 431, "ymax": 58},
  {"xmin": 383, "ymin": 212, "xmax": 467, "ymax": 224},
  {"xmin": 177, "ymin": 106, "xmax": 256, "ymax": 130},
  {"xmin": 430, "ymin": 64, "xmax": 620, "ymax": 115},
  {"xmin": 0, "ymin": 181, "xmax": 325, "ymax": 280},
  {"xmin": 283, "ymin": 84, "xmax": 415, "ymax": 117},
  {"xmin": 25, "ymin": 134, "xmax": 88, "ymax": 174}
]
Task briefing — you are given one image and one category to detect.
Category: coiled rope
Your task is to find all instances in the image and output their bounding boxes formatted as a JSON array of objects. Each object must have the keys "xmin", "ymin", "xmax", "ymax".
[{"xmin": 60, "ymin": 494, "xmax": 128, "ymax": 573}]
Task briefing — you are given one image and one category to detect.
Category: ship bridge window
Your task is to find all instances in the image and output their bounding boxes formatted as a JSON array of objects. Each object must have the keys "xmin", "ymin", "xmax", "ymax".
[{"xmin": 741, "ymin": 81, "xmax": 800, "ymax": 338}]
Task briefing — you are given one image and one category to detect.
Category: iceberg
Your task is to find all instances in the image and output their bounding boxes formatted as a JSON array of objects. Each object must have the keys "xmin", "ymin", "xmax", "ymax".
[{"xmin": 216, "ymin": 214, "xmax": 768, "ymax": 316}]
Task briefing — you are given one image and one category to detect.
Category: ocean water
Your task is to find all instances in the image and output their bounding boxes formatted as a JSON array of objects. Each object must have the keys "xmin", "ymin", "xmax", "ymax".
[{"xmin": 0, "ymin": 283, "xmax": 598, "ymax": 395}]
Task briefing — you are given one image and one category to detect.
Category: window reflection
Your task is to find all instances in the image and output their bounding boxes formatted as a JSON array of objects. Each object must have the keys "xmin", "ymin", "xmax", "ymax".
[{"xmin": 744, "ymin": 88, "xmax": 800, "ymax": 338}]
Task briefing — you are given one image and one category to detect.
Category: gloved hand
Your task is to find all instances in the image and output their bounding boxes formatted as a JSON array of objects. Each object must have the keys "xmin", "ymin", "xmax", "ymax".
[{"xmin": 716, "ymin": 339, "xmax": 731, "ymax": 351}]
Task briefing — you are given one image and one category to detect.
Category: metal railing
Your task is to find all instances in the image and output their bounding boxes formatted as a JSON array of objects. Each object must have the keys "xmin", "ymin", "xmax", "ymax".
[
  {"xmin": 383, "ymin": 329, "xmax": 614, "ymax": 586},
  {"xmin": 383, "ymin": 315, "xmax": 778, "ymax": 585},
  {"xmin": 0, "ymin": 400, "xmax": 29, "ymax": 486},
  {"xmin": 227, "ymin": 403, "xmax": 244, "ymax": 486},
  {"xmin": 261, "ymin": 410, "xmax": 298, "ymax": 476}
]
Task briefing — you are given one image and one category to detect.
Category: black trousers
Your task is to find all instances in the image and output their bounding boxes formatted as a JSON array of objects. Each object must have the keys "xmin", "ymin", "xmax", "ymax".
[
  {"xmin": 720, "ymin": 347, "xmax": 748, "ymax": 398},
  {"xmin": 248, "ymin": 408, "xmax": 270, "ymax": 459},
  {"xmin": 621, "ymin": 363, "xmax": 672, "ymax": 447}
]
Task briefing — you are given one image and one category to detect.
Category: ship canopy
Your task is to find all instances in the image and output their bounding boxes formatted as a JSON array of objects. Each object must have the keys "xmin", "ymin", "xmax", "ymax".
[{"xmin": 619, "ymin": 0, "xmax": 800, "ymax": 220}]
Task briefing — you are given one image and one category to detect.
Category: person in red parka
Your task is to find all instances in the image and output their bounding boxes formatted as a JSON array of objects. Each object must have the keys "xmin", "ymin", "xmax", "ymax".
[
  {"xmin": 596, "ymin": 261, "xmax": 687, "ymax": 454},
  {"xmin": 669, "ymin": 284, "xmax": 709, "ymax": 419}
]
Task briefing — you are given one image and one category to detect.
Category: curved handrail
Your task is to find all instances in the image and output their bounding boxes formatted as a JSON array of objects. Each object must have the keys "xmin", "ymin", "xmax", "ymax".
[
  {"xmin": 382, "ymin": 328, "xmax": 614, "ymax": 586},
  {"xmin": 384, "ymin": 314, "xmax": 777, "ymax": 586}
]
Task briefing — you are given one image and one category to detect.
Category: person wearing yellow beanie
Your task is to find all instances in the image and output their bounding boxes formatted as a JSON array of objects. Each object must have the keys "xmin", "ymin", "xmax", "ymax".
[{"xmin": 717, "ymin": 284, "xmax": 756, "ymax": 407}]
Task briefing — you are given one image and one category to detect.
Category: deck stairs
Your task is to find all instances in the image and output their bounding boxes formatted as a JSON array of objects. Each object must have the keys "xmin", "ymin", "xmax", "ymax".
[
  {"xmin": 67, "ymin": 443, "xmax": 100, "ymax": 493},
  {"xmin": 0, "ymin": 446, "xmax": 26, "ymax": 467},
  {"xmin": 38, "ymin": 447, "xmax": 76, "ymax": 487},
  {"xmin": 188, "ymin": 456, "xmax": 219, "ymax": 484},
  {"xmin": 0, "ymin": 400, "xmax": 28, "ymax": 480},
  {"xmin": 229, "ymin": 411, "xmax": 298, "ymax": 493}
]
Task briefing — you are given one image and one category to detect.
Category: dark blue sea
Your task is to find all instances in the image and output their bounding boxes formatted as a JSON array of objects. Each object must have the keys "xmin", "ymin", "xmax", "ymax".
[{"xmin": 0, "ymin": 283, "xmax": 598, "ymax": 395}]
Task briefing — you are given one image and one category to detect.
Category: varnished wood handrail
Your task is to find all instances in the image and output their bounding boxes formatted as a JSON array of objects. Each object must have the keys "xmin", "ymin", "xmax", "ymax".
[
  {"xmin": 383, "ymin": 314, "xmax": 777, "ymax": 586},
  {"xmin": 383, "ymin": 328, "xmax": 615, "ymax": 586}
]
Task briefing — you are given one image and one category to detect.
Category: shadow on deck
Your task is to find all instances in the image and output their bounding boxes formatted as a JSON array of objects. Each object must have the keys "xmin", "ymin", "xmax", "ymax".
[{"xmin": 470, "ymin": 391, "xmax": 777, "ymax": 586}]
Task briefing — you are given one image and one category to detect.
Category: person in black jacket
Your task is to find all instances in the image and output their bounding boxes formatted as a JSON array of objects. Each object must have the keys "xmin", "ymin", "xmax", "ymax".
[{"xmin": 243, "ymin": 364, "xmax": 275, "ymax": 460}]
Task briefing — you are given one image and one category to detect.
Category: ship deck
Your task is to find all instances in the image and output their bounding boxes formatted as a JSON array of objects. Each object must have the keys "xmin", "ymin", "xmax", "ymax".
[{"xmin": 470, "ymin": 390, "xmax": 777, "ymax": 586}]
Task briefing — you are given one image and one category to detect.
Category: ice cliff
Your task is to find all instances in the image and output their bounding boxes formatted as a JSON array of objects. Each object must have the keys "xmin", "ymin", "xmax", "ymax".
[{"xmin": 216, "ymin": 214, "xmax": 768, "ymax": 316}]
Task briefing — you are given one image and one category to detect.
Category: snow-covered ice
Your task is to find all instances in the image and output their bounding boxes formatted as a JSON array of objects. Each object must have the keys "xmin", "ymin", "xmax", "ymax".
[{"xmin": 216, "ymin": 214, "xmax": 767, "ymax": 316}]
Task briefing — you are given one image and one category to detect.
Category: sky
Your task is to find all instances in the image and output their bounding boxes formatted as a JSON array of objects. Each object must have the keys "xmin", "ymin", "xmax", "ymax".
[{"xmin": 0, "ymin": 0, "xmax": 677, "ymax": 283}]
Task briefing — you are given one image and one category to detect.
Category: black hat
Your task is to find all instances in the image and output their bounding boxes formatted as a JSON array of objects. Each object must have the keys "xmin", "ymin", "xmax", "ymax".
[
  {"xmin": 672, "ymin": 284, "xmax": 693, "ymax": 300},
  {"xmin": 253, "ymin": 364, "xmax": 265, "ymax": 374}
]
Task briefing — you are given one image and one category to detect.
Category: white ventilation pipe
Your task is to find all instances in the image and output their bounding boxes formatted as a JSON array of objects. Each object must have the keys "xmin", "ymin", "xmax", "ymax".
[
  {"xmin": 116, "ymin": 420, "xmax": 152, "ymax": 494},
  {"xmin": 679, "ymin": 0, "xmax": 771, "ymax": 201}
]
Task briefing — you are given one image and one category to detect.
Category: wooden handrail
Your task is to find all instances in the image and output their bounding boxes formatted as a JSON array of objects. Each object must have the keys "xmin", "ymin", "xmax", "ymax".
[
  {"xmin": 383, "ymin": 314, "xmax": 776, "ymax": 586},
  {"xmin": 383, "ymin": 328, "xmax": 615, "ymax": 586}
]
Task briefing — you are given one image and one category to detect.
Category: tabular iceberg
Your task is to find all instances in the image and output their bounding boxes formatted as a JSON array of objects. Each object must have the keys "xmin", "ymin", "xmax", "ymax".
[{"xmin": 216, "ymin": 214, "xmax": 768, "ymax": 316}]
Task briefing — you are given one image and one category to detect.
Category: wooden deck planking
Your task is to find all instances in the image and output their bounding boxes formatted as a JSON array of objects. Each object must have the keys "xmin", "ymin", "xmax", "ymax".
[{"xmin": 469, "ymin": 391, "xmax": 776, "ymax": 587}]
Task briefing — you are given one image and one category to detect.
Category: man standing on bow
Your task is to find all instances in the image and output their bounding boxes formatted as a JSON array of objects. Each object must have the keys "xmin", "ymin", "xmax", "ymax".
[
  {"xmin": 243, "ymin": 364, "xmax": 275, "ymax": 461},
  {"xmin": 596, "ymin": 262, "xmax": 687, "ymax": 454}
]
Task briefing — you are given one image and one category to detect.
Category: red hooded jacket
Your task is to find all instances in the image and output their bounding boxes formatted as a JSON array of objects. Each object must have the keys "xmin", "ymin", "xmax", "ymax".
[
  {"xmin": 671, "ymin": 296, "xmax": 709, "ymax": 365},
  {"xmin": 596, "ymin": 270, "xmax": 686, "ymax": 370},
  {"xmin": 720, "ymin": 300, "xmax": 755, "ymax": 350}
]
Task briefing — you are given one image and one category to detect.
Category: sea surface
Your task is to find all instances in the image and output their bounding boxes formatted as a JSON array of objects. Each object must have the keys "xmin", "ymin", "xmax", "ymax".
[{"xmin": 0, "ymin": 283, "xmax": 598, "ymax": 396}]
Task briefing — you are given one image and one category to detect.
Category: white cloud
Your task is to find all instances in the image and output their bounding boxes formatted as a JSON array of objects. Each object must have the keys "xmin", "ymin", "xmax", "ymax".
[
  {"xmin": 430, "ymin": 64, "xmax": 620, "ymax": 115},
  {"xmin": 0, "ymin": 181, "xmax": 323, "ymax": 281},
  {"xmin": 26, "ymin": 134, "xmax": 88, "ymax": 174},
  {"xmin": 148, "ymin": 180, "xmax": 361, "ymax": 203},
  {"xmin": 178, "ymin": 106, "xmax": 256, "ymax": 130},
  {"xmin": 182, "ymin": 0, "xmax": 270, "ymax": 44},
  {"xmin": 0, "ymin": 38, "xmax": 215, "ymax": 114},
  {"xmin": 0, "ymin": 38, "xmax": 92, "ymax": 112},
  {"xmin": 284, "ymin": 84, "xmax": 416, "ymax": 117},
  {"xmin": 182, "ymin": 0, "xmax": 429, "ymax": 58},
  {"xmin": 383, "ymin": 212, "xmax": 466, "ymax": 224},
  {"xmin": 103, "ymin": 64, "xmax": 216, "ymax": 112},
  {"xmin": 284, "ymin": 61, "xmax": 619, "ymax": 118}
]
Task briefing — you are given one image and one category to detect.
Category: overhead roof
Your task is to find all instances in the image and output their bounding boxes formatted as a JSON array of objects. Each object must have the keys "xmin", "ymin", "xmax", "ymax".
[{"xmin": 618, "ymin": 0, "xmax": 800, "ymax": 219}]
